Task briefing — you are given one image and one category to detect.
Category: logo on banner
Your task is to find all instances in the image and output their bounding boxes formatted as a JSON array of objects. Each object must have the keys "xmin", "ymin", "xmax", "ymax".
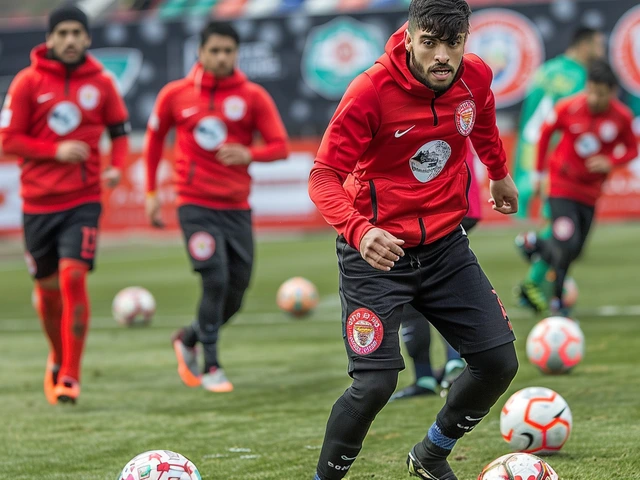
[
  {"xmin": 48, "ymin": 102, "xmax": 82, "ymax": 136},
  {"xmin": 467, "ymin": 9, "xmax": 544, "ymax": 108},
  {"xmin": 455, "ymin": 100, "xmax": 476, "ymax": 136},
  {"xmin": 193, "ymin": 117, "xmax": 227, "ymax": 151},
  {"xmin": 302, "ymin": 17, "xmax": 384, "ymax": 99},
  {"xmin": 90, "ymin": 48, "xmax": 143, "ymax": 95},
  {"xmin": 410, "ymin": 140, "xmax": 452, "ymax": 183},
  {"xmin": 346, "ymin": 308, "xmax": 384, "ymax": 356},
  {"xmin": 610, "ymin": 5, "xmax": 640, "ymax": 96}
]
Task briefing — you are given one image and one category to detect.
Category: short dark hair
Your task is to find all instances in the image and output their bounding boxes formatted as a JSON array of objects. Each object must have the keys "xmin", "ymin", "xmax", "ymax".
[
  {"xmin": 200, "ymin": 22, "xmax": 240, "ymax": 47},
  {"xmin": 569, "ymin": 27, "xmax": 601, "ymax": 48},
  {"xmin": 408, "ymin": 0, "xmax": 472, "ymax": 43},
  {"xmin": 588, "ymin": 60, "xmax": 618, "ymax": 88}
]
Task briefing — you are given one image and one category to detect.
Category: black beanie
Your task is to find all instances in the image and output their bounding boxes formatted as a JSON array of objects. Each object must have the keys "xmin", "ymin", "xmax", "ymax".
[{"xmin": 48, "ymin": 5, "xmax": 89, "ymax": 34}]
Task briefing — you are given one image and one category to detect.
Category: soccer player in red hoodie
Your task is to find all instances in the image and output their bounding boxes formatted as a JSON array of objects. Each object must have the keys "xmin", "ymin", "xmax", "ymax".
[
  {"xmin": 308, "ymin": 1, "xmax": 519, "ymax": 479},
  {"xmin": 520, "ymin": 60, "xmax": 638, "ymax": 316},
  {"xmin": 144, "ymin": 22, "xmax": 288, "ymax": 393},
  {"xmin": 0, "ymin": 6, "xmax": 129, "ymax": 405}
]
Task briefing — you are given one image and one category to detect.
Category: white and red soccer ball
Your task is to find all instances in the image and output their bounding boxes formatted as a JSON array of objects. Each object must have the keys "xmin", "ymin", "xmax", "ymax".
[
  {"xmin": 526, "ymin": 316, "xmax": 585, "ymax": 374},
  {"xmin": 112, "ymin": 286, "xmax": 156, "ymax": 326},
  {"xmin": 276, "ymin": 276, "xmax": 319, "ymax": 318},
  {"xmin": 500, "ymin": 387, "xmax": 572, "ymax": 455},
  {"xmin": 117, "ymin": 450, "xmax": 200, "ymax": 480},
  {"xmin": 477, "ymin": 452, "xmax": 558, "ymax": 480}
]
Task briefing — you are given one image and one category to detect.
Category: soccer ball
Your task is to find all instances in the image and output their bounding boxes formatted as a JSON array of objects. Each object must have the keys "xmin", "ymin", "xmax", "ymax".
[
  {"xmin": 477, "ymin": 452, "xmax": 558, "ymax": 480},
  {"xmin": 500, "ymin": 387, "xmax": 572, "ymax": 455},
  {"xmin": 117, "ymin": 450, "xmax": 201, "ymax": 480},
  {"xmin": 112, "ymin": 286, "xmax": 156, "ymax": 326},
  {"xmin": 276, "ymin": 276, "xmax": 319, "ymax": 317},
  {"xmin": 526, "ymin": 316, "xmax": 584, "ymax": 374}
]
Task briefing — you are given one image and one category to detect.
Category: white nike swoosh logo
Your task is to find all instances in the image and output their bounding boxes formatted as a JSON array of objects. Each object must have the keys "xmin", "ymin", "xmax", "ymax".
[
  {"xmin": 341, "ymin": 455, "xmax": 358, "ymax": 461},
  {"xmin": 182, "ymin": 107, "xmax": 199, "ymax": 118},
  {"xmin": 465, "ymin": 415, "xmax": 484, "ymax": 422},
  {"xmin": 37, "ymin": 93, "xmax": 55, "ymax": 104},
  {"xmin": 395, "ymin": 125, "xmax": 416, "ymax": 138}
]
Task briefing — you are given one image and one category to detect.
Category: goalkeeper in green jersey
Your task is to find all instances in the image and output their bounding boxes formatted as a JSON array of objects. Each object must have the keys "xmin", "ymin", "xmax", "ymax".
[{"xmin": 514, "ymin": 27, "xmax": 605, "ymax": 313}]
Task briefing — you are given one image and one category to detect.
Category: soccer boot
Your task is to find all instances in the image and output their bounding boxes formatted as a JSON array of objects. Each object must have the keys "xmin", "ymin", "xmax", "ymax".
[
  {"xmin": 54, "ymin": 377, "xmax": 80, "ymax": 404},
  {"xmin": 44, "ymin": 353, "xmax": 60, "ymax": 405},
  {"xmin": 389, "ymin": 376, "xmax": 437, "ymax": 402},
  {"xmin": 172, "ymin": 330, "xmax": 201, "ymax": 387},
  {"xmin": 440, "ymin": 359, "xmax": 465, "ymax": 390},
  {"xmin": 202, "ymin": 367, "xmax": 234, "ymax": 393},
  {"xmin": 407, "ymin": 445, "xmax": 457, "ymax": 480},
  {"xmin": 519, "ymin": 280, "xmax": 549, "ymax": 314}
]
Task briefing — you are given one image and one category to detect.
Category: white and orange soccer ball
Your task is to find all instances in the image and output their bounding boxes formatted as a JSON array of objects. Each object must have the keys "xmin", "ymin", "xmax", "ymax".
[
  {"xmin": 526, "ymin": 316, "xmax": 585, "ymax": 374},
  {"xmin": 112, "ymin": 286, "xmax": 156, "ymax": 326},
  {"xmin": 117, "ymin": 450, "xmax": 201, "ymax": 480},
  {"xmin": 500, "ymin": 387, "xmax": 572, "ymax": 455},
  {"xmin": 276, "ymin": 276, "xmax": 319, "ymax": 318},
  {"xmin": 477, "ymin": 452, "xmax": 558, "ymax": 480}
]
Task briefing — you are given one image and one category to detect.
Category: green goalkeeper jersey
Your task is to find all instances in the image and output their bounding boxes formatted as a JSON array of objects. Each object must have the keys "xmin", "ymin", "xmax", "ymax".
[{"xmin": 513, "ymin": 55, "xmax": 587, "ymax": 219}]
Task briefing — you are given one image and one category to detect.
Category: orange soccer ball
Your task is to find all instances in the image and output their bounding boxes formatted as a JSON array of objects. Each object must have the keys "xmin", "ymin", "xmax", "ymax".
[{"xmin": 276, "ymin": 277, "xmax": 319, "ymax": 318}]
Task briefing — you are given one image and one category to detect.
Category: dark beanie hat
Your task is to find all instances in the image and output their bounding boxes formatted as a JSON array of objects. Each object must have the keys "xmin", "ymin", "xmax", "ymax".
[{"xmin": 48, "ymin": 5, "xmax": 89, "ymax": 34}]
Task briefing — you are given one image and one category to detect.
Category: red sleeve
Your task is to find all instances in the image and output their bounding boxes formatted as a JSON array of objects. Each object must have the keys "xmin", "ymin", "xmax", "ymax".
[
  {"xmin": 469, "ymin": 64, "xmax": 508, "ymax": 181},
  {"xmin": 536, "ymin": 104, "xmax": 562, "ymax": 172},
  {"xmin": 249, "ymin": 86, "xmax": 289, "ymax": 162},
  {"xmin": 1, "ymin": 70, "xmax": 58, "ymax": 159},
  {"xmin": 110, "ymin": 135, "xmax": 129, "ymax": 170},
  {"xmin": 143, "ymin": 85, "xmax": 175, "ymax": 193},
  {"xmin": 611, "ymin": 113, "xmax": 638, "ymax": 166},
  {"xmin": 308, "ymin": 73, "xmax": 381, "ymax": 249}
]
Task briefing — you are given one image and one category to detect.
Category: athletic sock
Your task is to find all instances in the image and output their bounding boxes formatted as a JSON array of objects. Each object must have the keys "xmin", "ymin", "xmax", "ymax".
[{"xmin": 35, "ymin": 283, "xmax": 63, "ymax": 365}]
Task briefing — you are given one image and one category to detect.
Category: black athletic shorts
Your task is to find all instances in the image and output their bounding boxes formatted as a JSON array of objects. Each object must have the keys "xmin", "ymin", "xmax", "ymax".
[
  {"xmin": 337, "ymin": 226, "xmax": 515, "ymax": 374},
  {"xmin": 177, "ymin": 205, "xmax": 254, "ymax": 276},
  {"xmin": 23, "ymin": 202, "xmax": 102, "ymax": 279}
]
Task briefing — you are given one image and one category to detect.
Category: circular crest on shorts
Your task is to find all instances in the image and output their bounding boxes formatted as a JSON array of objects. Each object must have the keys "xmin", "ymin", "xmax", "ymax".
[
  {"xmin": 553, "ymin": 216, "xmax": 575, "ymax": 242},
  {"xmin": 455, "ymin": 100, "xmax": 476, "ymax": 136},
  {"xmin": 188, "ymin": 231, "xmax": 216, "ymax": 261},
  {"xmin": 24, "ymin": 252, "xmax": 37, "ymax": 276},
  {"xmin": 346, "ymin": 308, "xmax": 384, "ymax": 356}
]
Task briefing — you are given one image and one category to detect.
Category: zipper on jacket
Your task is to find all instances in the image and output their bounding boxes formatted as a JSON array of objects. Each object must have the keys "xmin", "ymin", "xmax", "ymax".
[
  {"xmin": 368, "ymin": 180, "xmax": 378, "ymax": 224},
  {"xmin": 418, "ymin": 218, "xmax": 426, "ymax": 246},
  {"xmin": 65, "ymin": 69, "xmax": 71, "ymax": 96},
  {"xmin": 464, "ymin": 162, "xmax": 472, "ymax": 214},
  {"xmin": 430, "ymin": 97, "xmax": 438, "ymax": 126},
  {"xmin": 80, "ymin": 163, "xmax": 87, "ymax": 183},
  {"xmin": 187, "ymin": 161, "xmax": 196, "ymax": 184},
  {"xmin": 209, "ymin": 81, "xmax": 218, "ymax": 111}
]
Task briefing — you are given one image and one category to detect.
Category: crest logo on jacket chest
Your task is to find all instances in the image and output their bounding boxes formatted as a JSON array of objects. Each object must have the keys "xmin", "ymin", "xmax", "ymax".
[
  {"xmin": 409, "ymin": 140, "xmax": 452, "ymax": 183},
  {"xmin": 455, "ymin": 100, "xmax": 476, "ymax": 136},
  {"xmin": 223, "ymin": 95, "xmax": 247, "ymax": 121},
  {"xmin": 47, "ymin": 101, "xmax": 82, "ymax": 136}
]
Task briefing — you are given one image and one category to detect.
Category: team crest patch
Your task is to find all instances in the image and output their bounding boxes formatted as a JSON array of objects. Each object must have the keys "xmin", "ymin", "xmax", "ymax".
[
  {"xmin": 455, "ymin": 100, "xmax": 476, "ymax": 136},
  {"xmin": 78, "ymin": 84, "xmax": 100, "ymax": 111},
  {"xmin": 553, "ymin": 217, "xmax": 575, "ymax": 242},
  {"xmin": 599, "ymin": 121, "xmax": 619, "ymax": 143},
  {"xmin": 223, "ymin": 95, "xmax": 247, "ymax": 121},
  {"xmin": 346, "ymin": 308, "xmax": 384, "ymax": 356},
  {"xmin": 188, "ymin": 232, "xmax": 216, "ymax": 261}
]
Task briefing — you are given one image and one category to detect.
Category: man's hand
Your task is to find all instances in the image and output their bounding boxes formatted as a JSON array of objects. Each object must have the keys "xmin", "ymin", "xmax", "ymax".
[
  {"xmin": 55, "ymin": 140, "xmax": 90, "ymax": 163},
  {"xmin": 217, "ymin": 144, "xmax": 252, "ymax": 166},
  {"xmin": 586, "ymin": 155, "xmax": 612, "ymax": 174},
  {"xmin": 359, "ymin": 228, "xmax": 405, "ymax": 271},
  {"xmin": 102, "ymin": 167, "xmax": 121, "ymax": 188},
  {"xmin": 145, "ymin": 193, "xmax": 165, "ymax": 228},
  {"xmin": 489, "ymin": 174, "xmax": 519, "ymax": 215}
]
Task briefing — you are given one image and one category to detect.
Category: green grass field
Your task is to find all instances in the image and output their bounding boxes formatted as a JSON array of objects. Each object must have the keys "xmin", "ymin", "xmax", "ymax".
[{"xmin": 1, "ymin": 224, "xmax": 639, "ymax": 480}]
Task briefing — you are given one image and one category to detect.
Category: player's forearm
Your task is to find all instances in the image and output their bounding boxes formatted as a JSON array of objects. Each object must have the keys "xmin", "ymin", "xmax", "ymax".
[
  {"xmin": 249, "ymin": 139, "xmax": 289, "ymax": 163},
  {"xmin": 110, "ymin": 135, "xmax": 129, "ymax": 170},
  {"xmin": 143, "ymin": 132, "xmax": 165, "ymax": 192},
  {"xmin": 308, "ymin": 166, "xmax": 374, "ymax": 249},
  {"xmin": 611, "ymin": 137, "xmax": 639, "ymax": 166},
  {"xmin": 2, "ymin": 134, "xmax": 58, "ymax": 160}
]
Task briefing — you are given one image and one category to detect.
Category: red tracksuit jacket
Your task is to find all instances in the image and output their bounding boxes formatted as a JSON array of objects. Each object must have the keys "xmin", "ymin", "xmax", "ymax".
[
  {"xmin": 0, "ymin": 44, "xmax": 129, "ymax": 214},
  {"xmin": 144, "ymin": 63, "xmax": 289, "ymax": 210},
  {"xmin": 308, "ymin": 24, "xmax": 508, "ymax": 249},
  {"xmin": 537, "ymin": 93, "xmax": 638, "ymax": 207}
]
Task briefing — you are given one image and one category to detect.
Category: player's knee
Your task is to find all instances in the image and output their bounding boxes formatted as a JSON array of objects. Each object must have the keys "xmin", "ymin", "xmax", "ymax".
[
  {"xmin": 467, "ymin": 342, "xmax": 518, "ymax": 388},
  {"xmin": 347, "ymin": 369, "xmax": 398, "ymax": 416},
  {"xmin": 36, "ymin": 272, "xmax": 59, "ymax": 290},
  {"xmin": 59, "ymin": 259, "xmax": 89, "ymax": 288},
  {"xmin": 200, "ymin": 268, "xmax": 226, "ymax": 294}
]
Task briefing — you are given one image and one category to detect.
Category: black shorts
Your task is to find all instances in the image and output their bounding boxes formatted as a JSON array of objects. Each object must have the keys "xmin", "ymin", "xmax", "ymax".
[
  {"xmin": 337, "ymin": 227, "xmax": 515, "ymax": 374},
  {"xmin": 178, "ymin": 205, "xmax": 254, "ymax": 275},
  {"xmin": 549, "ymin": 197, "xmax": 594, "ymax": 253},
  {"xmin": 23, "ymin": 202, "xmax": 102, "ymax": 279}
]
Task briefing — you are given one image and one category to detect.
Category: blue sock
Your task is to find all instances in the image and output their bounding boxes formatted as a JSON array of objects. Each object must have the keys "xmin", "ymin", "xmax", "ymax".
[
  {"xmin": 427, "ymin": 422, "xmax": 457, "ymax": 451},
  {"xmin": 313, "ymin": 473, "xmax": 322, "ymax": 480}
]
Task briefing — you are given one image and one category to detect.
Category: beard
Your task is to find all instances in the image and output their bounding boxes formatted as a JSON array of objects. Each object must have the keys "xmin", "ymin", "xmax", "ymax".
[{"xmin": 410, "ymin": 50, "xmax": 455, "ymax": 94}]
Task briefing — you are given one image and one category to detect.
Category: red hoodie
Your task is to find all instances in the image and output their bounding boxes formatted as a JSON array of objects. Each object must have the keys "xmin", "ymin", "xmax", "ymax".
[
  {"xmin": 308, "ymin": 24, "xmax": 508, "ymax": 249},
  {"xmin": 537, "ymin": 93, "xmax": 638, "ymax": 207},
  {"xmin": 144, "ymin": 63, "xmax": 289, "ymax": 210},
  {"xmin": 0, "ymin": 44, "xmax": 129, "ymax": 214}
]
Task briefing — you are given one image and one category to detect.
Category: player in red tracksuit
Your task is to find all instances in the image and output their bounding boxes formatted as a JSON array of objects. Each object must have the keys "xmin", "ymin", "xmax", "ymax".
[
  {"xmin": 144, "ymin": 22, "xmax": 288, "ymax": 393},
  {"xmin": 521, "ymin": 60, "xmax": 638, "ymax": 315},
  {"xmin": 0, "ymin": 6, "xmax": 129, "ymax": 405},
  {"xmin": 309, "ymin": 1, "xmax": 519, "ymax": 479}
]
